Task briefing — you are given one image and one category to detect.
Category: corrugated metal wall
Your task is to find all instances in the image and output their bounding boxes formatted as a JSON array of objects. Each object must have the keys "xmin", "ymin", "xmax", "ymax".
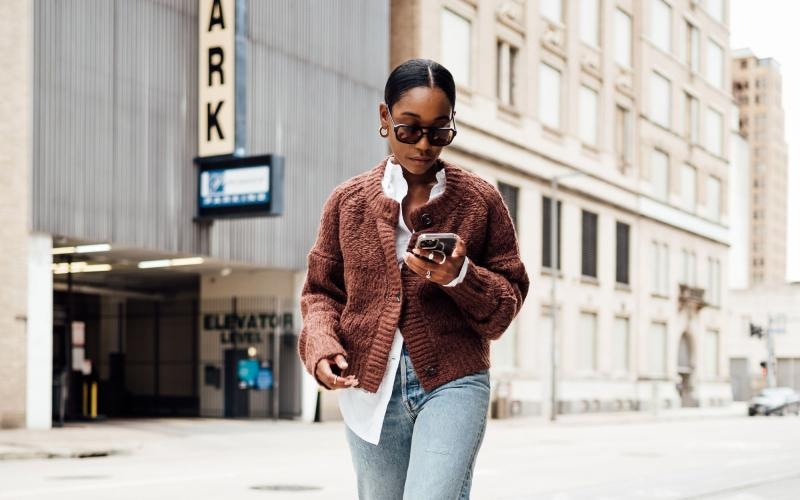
[{"xmin": 34, "ymin": 0, "xmax": 389, "ymax": 270}]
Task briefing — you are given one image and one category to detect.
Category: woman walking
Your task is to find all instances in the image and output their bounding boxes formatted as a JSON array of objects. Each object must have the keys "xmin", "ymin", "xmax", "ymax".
[{"xmin": 298, "ymin": 58, "xmax": 529, "ymax": 499}]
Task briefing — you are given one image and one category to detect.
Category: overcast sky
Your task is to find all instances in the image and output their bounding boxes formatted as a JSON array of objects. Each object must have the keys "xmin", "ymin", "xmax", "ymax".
[{"xmin": 729, "ymin": 0, "xmax": 799, "ymax": 282}]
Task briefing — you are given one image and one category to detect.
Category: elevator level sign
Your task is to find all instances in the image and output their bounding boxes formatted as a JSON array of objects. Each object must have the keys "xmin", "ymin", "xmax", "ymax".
[{"xmin": 198, "ymin": 0, "xmax": 244, "ymax": 158}]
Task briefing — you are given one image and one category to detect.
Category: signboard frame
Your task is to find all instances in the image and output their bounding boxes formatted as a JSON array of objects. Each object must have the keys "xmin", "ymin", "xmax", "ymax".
[
  {"xmin": 195, "ymin": 154, "xmax": 284, "ymax": 219},
  {"xmin": 198, "ymin": 0, "xmax": 247, "ymax": 158}
]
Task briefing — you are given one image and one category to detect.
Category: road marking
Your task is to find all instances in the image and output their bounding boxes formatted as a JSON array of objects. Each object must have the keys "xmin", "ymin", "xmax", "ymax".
[
  {"xmin": 0, "ymin": 472, "xmax": 237, "ymax": 498},
  {"xmin": 678, "ymin": 471, "xmax": 800, "ymax": 500}
]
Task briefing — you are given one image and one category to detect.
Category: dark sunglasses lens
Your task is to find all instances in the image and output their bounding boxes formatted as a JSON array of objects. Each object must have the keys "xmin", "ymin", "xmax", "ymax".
[
  {"xmin": 395, "ymin": 125, "xmax": 423, "ymax": 144},
  {"xmin": 429, "ymin": 128, "xmax": 455, "ymax": 146}
]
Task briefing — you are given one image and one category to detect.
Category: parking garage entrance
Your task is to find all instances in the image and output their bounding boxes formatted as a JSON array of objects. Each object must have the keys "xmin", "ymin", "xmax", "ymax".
[{"xmin": 51, "ymin": 252, "xmax": 302, "ymax": 423}]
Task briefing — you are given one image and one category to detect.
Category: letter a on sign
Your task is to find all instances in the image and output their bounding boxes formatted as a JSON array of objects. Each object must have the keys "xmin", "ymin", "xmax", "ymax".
[{"xmin": 199, "ymin": 0, "xmax": 236, "ymax": 157}]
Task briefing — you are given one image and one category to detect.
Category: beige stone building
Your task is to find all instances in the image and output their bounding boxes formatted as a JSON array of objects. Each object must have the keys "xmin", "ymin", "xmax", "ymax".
[
  {"xmin": 731, "ymin": 49, "xmax": 789, "ymax": 286},
  {"xmin": 390, "ymin": 0, "xmax": 733, "ymax": 414}
]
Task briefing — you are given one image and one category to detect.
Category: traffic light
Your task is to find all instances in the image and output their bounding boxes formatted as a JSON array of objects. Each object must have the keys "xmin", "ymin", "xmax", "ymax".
[{"xmin": 750, "ymin": 323, "xmax": 764, "ymax": 339}]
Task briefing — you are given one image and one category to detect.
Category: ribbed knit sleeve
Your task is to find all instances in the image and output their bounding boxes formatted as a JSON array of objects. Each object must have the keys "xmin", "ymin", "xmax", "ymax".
[
  {"xmin": 298, "ymin": 188, "xmax": 348, "ymax": 382},
  {"xmin": 441, "ymin": 186, "xmax": 529, "ymax": 340}
]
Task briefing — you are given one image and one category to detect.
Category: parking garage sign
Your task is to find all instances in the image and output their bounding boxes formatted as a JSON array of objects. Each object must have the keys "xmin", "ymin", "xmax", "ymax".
[
  {"xmin": 199, "ymin": 0, "xmax": 244, "ymax": 157},
  {"xmin": 196, "ymin": 154, "xmax": 284, "ymax": 218}
]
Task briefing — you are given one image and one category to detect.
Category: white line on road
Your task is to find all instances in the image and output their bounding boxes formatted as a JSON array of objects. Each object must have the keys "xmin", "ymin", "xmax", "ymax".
[
  {"xmin": 0, "ymin": 472, "xmax": 238, "ymax": 498},
  {"xmin": 679, "ymin": 471, "xmax": 800, "ymax": 500}
]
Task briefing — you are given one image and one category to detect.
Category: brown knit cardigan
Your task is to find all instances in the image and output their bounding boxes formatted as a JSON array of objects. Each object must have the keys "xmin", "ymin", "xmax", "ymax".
[{"xmin": 298, "ymin": 155, "xmax": 529, "ymax": 393}]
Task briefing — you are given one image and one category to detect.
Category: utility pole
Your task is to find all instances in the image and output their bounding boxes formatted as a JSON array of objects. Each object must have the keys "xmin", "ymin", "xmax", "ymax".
[
  {"xmin": 765, "ymin": 316, "xmax": 777, "ymax": 388},
  {"xmin": 549, "ymin": 177, "xmax": 558, "ymax": 422},
  {"xmin": 548, "ymin": 171, "xmax": 587, "ymax": 422}
]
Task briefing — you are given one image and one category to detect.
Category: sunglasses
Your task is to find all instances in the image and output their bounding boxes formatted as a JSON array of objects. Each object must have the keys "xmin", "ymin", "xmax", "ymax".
[{"xmin": 386, "ymin": 110, "xmax": 457, "ymax": 147}]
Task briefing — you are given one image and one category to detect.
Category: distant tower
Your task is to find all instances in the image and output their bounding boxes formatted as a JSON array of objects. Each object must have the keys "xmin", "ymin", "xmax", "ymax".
[{"xmin": 732, "ymin": 50, "xmax": 789, "ymax": 285}]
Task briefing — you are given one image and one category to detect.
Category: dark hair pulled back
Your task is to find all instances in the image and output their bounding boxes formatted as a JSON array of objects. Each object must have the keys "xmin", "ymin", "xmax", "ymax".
[{"xmin": 384, "ymin": 59, "xmax": 456, "ymax": 114}]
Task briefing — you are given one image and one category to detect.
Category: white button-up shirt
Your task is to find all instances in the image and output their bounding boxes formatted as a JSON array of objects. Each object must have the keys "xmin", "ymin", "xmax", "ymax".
[{"xmin": 338, "ymin": 157, "xmax": 469, "ymax": 445}]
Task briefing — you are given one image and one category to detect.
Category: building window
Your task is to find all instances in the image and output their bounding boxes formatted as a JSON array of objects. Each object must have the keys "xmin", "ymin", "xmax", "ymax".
[
  {"xmin": 707, "ymin": 257, "xmax": 721, "ymax": 306},
  {"xmin": 681, "ymin": 164, "xmax": 697, "ymax": 212},
  {"xmin": 650, "ymin": 0, "xmax": 672, "ymax": 54},
  {"xmin": 542, "ymin": 196, "xmax": 561, "ymax": 269},
  {"xmin": 539, "ymin": 63, "xmax": 562, "ymax": 130},
  {"xmin": 578, "ymin": 312, "xmax": 598, "ymax": 372},
  {"xmin": 613, "ymin": 317, "xmax": 630, "ymax": 372},
  {"xmin": 685, "ymin": 93, "xmax": 700, "ymax": 144},
  {"xmin": 650, "ymin": 72, "xmax": 671, "ymax": 128},
  {"xmin": 498, "ymin": 182, "xmax": 519, "ymax": 230},
  {"xmin": 706, "ymin": 107, "xmax": 723, "ymax": 156},
  {"xmin": 614, "ymin": 9, "xmax": 633, "ymax": 68},
  {"xmin": 706, "ymin": 39, "xmax": 725, "ymax": 89},
  {"xmin": 707, "ymin": 175, "xmax": 721, "ymax": 221},
  {"xmin": 441, "ymin": 9, "xmax": 471, "ymax": 86},
  {"xmin": 541, "ymin": 0, "xmax": 563, "ymax": 23},
  {"xmin": 542, "ymin": 196, "xmax": 562, "ymax": 270},
  {"xmin": 496, "ymin": 41, "xmax": 518, "ymax": 107},
  {"xmin": 650, "ymin": 149, "xmax": 670, "ymax": 201},
  {"xmin": 649, "ymin": 322, "xmax": 668, "ymax": 376},
  {"xmin": 582, "ymin": 210, "xmax": 598, "ymax": 278},
  {"xmin": 615, "ymin": 105, "xmax": 633, "ymax": 167},
  {"xmin": 579, "ymin": 85, "xmax": 599, "ymax": 146},
  {"xmin": 680, "ymin": 249, "xmax": 697, "ymax": 286},
  {"xmin": 705, "ymin": 329, "xmax": 719, "ymax": 376},
  {"xmin": 616, "ymin": 221, "xmax": 630, "ymax": 284},
  {"xmin": 579, "ymin": 0, "xmax": 600, "ymax": 47},
  {"xmin": 652, "ymin": 241, "xmax": 670, "ymax": 296},
  {"xmin": 706, "ymin": 0, "xmax": 725, "ymax": 23},
  {"xmin": 686, "ymin": 21, "xmax": 700, "ymax": 73}
]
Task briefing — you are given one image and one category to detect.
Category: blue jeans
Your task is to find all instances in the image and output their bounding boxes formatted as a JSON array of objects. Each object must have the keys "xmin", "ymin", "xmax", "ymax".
[{"xmin": 345, "ymin": 344, "xmax": 490, "ymax": 499}]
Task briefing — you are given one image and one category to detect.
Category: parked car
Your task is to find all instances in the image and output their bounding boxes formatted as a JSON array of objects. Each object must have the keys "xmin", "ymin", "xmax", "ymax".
[{"xmin": 748, "ymin": 387, "xmax": 800, "ymax": 416}]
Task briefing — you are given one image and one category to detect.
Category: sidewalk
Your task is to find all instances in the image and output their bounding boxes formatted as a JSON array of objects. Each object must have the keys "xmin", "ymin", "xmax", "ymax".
[
  {"xmin": 510, "ymin": 401, "xmax": 749, "ymax": 427},
  {"xmin": 0, "ymin": 403, "xmax": 748, "ymax": 461}
]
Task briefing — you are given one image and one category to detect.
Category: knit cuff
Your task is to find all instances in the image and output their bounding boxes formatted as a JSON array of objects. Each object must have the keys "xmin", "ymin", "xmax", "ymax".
[
  {"xmin": 443, "ymin": 256, "xmax": 470, "ymax": 287},
  {"xmin": 299, "ymin": 325, "xmax": 347, "ymax": 387},
  {"xmin": 440, "ymin": 260, "xmax": 500, "ymax": 321}
]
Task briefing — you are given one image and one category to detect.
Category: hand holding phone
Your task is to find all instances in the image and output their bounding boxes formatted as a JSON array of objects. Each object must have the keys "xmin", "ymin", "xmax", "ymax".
[
  {"xmin": 405, "ymin": 233, "xmax": 466, "ymax": 285},
  {"xmin": 414, "ymin": 233, "xmax": 458, "ymax": 260}
]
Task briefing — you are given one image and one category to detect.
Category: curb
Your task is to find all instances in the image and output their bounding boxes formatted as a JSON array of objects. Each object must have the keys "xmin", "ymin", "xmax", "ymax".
[{"xmin": 0, "ymin": 445, "xmax": 135, "ymax": 461}]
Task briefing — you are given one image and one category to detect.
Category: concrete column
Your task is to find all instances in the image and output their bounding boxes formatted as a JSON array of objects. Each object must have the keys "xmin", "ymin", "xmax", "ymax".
[
  {"xmin": 27, "ymin": 233, "xmax": 53, "ymax": 429},
  {"xmin": 296, "ymin": 270, "xmax": 320, "ymax": 423},
  {"xmin": 0, "ymin": 0, "xmax": 32, "ymax": 429}
]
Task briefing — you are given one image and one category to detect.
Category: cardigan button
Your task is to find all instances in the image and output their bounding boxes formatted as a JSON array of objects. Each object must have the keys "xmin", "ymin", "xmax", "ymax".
[
  {"xmin": 425, "ymin": 366, "xmax": 437, "ymax": 376},
  {"xmin": 420, "ymin": 213, "xmax": 433, "ymax": 227},
  {"xmin": 395, "ymin": 291, "xmax": 401, "ymax": 302}
]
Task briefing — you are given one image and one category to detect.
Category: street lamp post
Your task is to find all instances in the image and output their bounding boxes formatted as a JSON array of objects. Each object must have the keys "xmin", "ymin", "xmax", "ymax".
[{"xmin": 549, "ymin": 171, "xmax": 587, "ymax": 422}]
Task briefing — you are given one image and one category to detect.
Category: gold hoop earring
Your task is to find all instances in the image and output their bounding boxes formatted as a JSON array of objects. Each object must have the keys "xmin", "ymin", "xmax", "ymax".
[{"xmin": 379, "ymin": 126, "xmax": 389, "ymax": 138}]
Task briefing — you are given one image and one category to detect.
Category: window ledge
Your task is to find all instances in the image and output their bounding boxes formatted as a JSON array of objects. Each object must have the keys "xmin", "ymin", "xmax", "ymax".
[
  {"xmin": 615, "ymin": 282, "xmax": 632, "ymax": 292},
  {"xmin": 455, "ymin": 83, "xmax": 474, "ymax": 105},
  {"xmin": 541, "ymin": 267, "xmax": 564, "ymax": 279},
  {"xmin": 637, "ymin": 375, "xmax": 671, "ymax": 382},
  {"xmin": 580, "ymin": 275, "xmax": 600, "ymax": 286},
  {"xmin": 651, "ymin": 293, "xmax": 670, "ymax": 300},
  {"xmin": 541, "ymin": 125, "xmax": 564, "ymax": 141},
  {"xmin": 497, "ymin": 103, "xmax": 522, "ymax": 124},
  {"xmin": 581, "ymin": 143, "xmax": 600, "ymax": 156}
]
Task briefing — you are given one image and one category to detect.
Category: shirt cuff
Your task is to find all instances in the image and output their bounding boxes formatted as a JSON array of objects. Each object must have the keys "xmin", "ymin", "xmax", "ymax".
[{"xmin": 444, "ymin": 257, "xmax": 470, "ymax": 287}]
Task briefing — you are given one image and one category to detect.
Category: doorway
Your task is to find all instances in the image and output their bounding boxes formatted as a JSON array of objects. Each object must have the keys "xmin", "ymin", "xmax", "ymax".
[
  {"xmin": 677, "ymin": 333, "xmax": 697, "ymax": 407},
  {"xmin": 224, "ymin": 349, "xmax": 250, "ymax": 418}
]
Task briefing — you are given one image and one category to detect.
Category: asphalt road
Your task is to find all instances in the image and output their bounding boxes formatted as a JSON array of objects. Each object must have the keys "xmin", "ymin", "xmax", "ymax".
[{"xmin": 1, "ymin": 413, "xmax": 798, "ymax": 500}]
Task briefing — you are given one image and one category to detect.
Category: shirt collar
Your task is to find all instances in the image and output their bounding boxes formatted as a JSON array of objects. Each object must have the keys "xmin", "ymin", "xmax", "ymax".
[{"xmin": 381, "ymin": 156, "xmax": 447, "ymax": 203}]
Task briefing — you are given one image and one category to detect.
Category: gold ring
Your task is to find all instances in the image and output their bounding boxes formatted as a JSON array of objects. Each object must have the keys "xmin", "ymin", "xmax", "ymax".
[{"xmin": 333, "ymin": 375, "xmax": 338, "ymax": 386}]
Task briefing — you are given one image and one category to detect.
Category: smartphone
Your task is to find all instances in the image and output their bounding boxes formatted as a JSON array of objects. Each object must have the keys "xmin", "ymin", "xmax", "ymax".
[{"xmin": 415, "ymin": 232, "xmax": 458, "ymax": 256}]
